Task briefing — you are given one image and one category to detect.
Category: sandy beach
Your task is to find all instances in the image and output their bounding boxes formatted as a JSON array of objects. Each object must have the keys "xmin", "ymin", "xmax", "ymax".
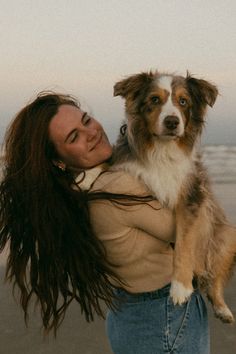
[{"xmin": 0, "ymin": 182, "xmax": 235, "ymax": 354}]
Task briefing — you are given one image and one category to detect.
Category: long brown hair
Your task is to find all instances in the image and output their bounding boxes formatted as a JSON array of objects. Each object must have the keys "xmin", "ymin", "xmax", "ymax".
[{"xmin": 0, "ymin": 92, "xmax": 124, "ymax": 334}]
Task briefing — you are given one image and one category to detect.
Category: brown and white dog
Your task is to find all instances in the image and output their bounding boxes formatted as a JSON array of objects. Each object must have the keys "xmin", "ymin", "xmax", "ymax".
[{"xmin": 112, "ymin": 71, "xmax": 236, "ymax": 323}]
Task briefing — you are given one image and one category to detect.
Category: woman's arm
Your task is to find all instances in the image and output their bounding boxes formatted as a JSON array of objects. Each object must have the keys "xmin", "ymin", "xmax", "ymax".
[{"xmin": 89, "ymin": 170, "xmax": 175, "ymax": 243}]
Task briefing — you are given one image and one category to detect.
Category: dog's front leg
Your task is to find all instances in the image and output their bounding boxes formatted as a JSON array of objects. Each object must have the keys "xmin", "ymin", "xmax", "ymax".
[{"xmin": 170, "ymin": 207, "xmax": 197, "ymax": 305}]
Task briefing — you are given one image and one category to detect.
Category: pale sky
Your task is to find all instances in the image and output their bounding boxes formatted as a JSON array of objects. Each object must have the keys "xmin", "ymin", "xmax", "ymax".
[{"xmin": 1, "ymin": 0, "xmax": 236, "ymax": 144}]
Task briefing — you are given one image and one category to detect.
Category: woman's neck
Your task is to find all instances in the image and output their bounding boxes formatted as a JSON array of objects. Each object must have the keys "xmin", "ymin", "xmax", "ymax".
[{"xmin": 74, "ymin": 163, "xmax": 109, "ymax": 190}]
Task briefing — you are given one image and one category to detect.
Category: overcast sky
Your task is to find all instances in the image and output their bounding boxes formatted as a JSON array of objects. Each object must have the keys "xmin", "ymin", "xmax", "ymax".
[{"xmin": 1, "ymin": 0, "xmax": 236, "ymax": 144}]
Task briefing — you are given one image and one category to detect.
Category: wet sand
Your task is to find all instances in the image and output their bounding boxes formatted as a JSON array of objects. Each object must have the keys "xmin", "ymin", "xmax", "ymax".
[
  {"xmin": 0, "ymin": 183, "xmax": 235, "ymax": 354},
  {"xmin": 207, "ymin": 184, "xmax": 236, "ymax": 354}
]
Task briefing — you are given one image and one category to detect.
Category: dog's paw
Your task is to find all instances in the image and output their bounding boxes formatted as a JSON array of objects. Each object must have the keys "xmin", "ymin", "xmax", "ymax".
[
  {"xmin": 214, "ymin": 306, "xmax": 235, "ymax": 324},
  {"xmin": 170, "ymin": 280, "xmax": 193, "ymax": 305}
]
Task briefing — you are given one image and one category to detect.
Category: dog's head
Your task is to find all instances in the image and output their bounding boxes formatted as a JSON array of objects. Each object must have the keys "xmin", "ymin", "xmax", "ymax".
[{"xmin": 114, "ymin": 71, "xmax": 218, "ymax": 146}]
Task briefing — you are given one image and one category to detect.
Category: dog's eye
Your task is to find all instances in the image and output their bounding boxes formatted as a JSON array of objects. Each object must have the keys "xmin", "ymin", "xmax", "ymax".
[
  {"xmin": 179, "ymin": 98, "xmax": 187, "ymax": 106},
  {"xmin": 151, "ymin": 96, "xmax": 160, "ymax": 104}
]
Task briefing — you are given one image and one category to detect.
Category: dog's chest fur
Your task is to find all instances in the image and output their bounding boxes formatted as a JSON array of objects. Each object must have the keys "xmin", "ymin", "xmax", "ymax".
[{"xmin": 114, "ymin": 141, "xmax": 195, "ymax": 209}]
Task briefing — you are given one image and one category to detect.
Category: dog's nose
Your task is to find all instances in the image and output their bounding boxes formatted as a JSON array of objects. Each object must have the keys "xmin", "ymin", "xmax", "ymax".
[{"xmin": 164, "ymin": 116, "xmax": 179, "ymax": 130}]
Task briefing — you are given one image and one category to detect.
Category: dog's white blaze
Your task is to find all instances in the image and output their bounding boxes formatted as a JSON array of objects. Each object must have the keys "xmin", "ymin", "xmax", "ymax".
[
  {"xmin": 116, "ymin": 141, "xmax": 194, "ymax": 209},
  {"xmin": 157, "ymin": 75, "xmax": 172, "ymax": 92},
  {"xmin": 158, "ymin": 75, "xmax": 179, "ymax": 120},
  {"xmin": 156, "ymin": 75, "xmax": 185, "ymax": 136}
]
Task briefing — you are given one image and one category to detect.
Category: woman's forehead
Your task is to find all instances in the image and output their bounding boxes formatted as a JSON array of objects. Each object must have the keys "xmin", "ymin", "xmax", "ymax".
[{"xmin": 49, "ymin": 105, "xmax": 84, "ymax": 142}]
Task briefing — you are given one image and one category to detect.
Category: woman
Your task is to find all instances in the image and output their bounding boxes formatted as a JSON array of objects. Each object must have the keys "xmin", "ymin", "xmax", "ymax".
[{"xmin": 0, "ymin": 92, "xmax": 209, "ymax": 353}]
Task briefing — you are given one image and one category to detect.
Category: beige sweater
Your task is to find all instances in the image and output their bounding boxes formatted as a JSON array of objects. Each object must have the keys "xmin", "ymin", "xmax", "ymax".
[{"xmin": 88, "ymin": 170, "xmax": 175, "ymax": 293}]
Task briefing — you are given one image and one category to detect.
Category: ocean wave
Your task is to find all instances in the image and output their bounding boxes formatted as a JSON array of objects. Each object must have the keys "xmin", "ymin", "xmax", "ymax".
[{"xmin": 202, "ymin": 145, "xmax": 236, "ymax": 183}]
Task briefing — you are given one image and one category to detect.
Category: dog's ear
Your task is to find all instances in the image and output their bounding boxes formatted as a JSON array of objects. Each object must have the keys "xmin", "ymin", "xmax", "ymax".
[
  {"xmin": 114, "ymin": 72, "xmax": 154, "ymax": 99},
  {"xmin": 186, "ymin": 73, "xmax": 218, "ymax": 107}
]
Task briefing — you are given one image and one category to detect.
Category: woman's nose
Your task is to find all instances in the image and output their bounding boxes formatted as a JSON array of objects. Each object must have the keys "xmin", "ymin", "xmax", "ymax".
[{"xmin": 86, "ymin": 127, "xmax": 97, "ymax": 140}]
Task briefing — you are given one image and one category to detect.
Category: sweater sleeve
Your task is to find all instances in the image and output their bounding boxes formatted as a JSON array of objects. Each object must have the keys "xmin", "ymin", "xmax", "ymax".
[{"xmin": 90, "ymin": 171, "xmax": 175, "ymax": 243}]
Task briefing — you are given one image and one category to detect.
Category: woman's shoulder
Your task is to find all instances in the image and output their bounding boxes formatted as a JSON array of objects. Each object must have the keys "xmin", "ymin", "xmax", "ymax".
[{"xmin": 91, "ymin": 169, "xmax": 151, "ymax": 196}]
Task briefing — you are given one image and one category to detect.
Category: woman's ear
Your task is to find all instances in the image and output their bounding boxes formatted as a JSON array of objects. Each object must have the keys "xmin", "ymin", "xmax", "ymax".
[{"xmin": 52, "ymin": 160, "xmax": 66, "ymax": 171}]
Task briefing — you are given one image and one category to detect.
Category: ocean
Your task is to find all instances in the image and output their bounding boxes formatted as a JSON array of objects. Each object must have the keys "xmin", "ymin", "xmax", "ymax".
[
  {"xmin": 0, "ymin": 144, "xmax": 236, "ymax": 184},
  {"xmin": 202, "ymin": 145, "xmax": 236, "ymax": 184}
]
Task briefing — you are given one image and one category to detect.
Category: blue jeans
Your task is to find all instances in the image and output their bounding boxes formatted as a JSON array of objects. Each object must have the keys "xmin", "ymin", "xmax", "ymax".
[{"xmin": 106, "ymin": 284, "xmax": 209, "ymax": 354}]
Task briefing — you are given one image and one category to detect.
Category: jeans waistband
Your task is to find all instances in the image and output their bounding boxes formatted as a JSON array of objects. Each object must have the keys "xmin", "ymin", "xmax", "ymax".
[
  {"xmin": 114, "ymin": 279, "xmax": 199, "ymax": 303},
  {"xmin": 115, "ymin": 283, "xmax": 171, "ymax": 303}
]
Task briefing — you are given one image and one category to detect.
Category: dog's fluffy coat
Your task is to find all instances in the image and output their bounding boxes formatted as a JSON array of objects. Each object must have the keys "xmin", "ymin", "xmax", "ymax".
[{"xmin": 112, "ymin": 71, "xmax": 236, "ymax": 323}]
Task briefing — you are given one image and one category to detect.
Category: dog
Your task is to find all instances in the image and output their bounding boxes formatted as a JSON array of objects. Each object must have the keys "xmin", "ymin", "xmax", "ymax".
[{"xmin": 111, "ymin": 70, "xmax": 236, "ymax": 323}]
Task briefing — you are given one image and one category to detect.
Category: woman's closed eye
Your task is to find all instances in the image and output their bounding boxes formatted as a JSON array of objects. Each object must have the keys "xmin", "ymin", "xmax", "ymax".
[
  {"xmin": 69, "ymin": 130, "xmax": 78, "ymax": 143},
  {"xmin": 82, "ymin": 113, "xmax": 92, "ymax": 125},
  {"xmin": 65, "ymin": 113, "xmax": 93, "ymax": 144}
]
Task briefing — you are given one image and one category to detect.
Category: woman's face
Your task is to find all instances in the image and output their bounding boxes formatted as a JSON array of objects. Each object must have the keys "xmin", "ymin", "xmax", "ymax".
[{"xmin": 49, "ymin": 104, "xmax": 113, "ymax": 170}]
